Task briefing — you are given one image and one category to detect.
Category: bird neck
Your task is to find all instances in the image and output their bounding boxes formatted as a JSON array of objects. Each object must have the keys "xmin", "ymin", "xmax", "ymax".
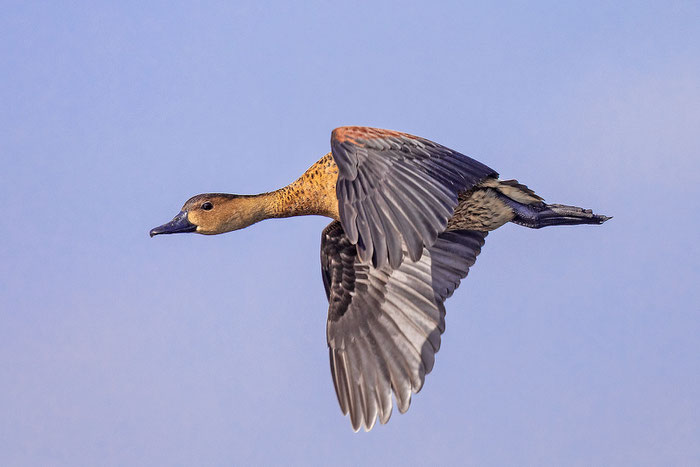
[
  {"xmin": 261, "ymin": 152, "xmax": 340, "ymax": 221},
  {"xmin": 215, "ymin": 153, "xmax": 340, "ymax": 233}
]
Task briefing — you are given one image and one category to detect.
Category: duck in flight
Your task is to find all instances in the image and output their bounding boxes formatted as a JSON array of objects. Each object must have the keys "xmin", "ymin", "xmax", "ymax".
[{"xmin": 150, "ymin": 126, "xmax": 610, "ymax": 431}]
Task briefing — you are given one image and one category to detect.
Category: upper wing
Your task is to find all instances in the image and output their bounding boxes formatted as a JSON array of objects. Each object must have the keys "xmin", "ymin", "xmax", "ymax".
[
  {"xmin": 321, "ymin": 220, "xmax": 487, "ymax": 431},
  {"xmin": 331, "ymin": 126, "xmax": 497, "ymax": 269}
]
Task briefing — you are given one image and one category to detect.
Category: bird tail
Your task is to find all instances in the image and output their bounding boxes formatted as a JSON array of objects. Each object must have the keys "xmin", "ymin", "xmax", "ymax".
[{"xmin": 485, "ymin": 179, "xmax": 611, "ymax": 229}]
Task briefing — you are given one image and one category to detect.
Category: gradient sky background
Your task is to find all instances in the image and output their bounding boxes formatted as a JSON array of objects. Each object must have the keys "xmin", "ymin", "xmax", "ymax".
[{"xmin": 2, "ymin": 1, "xmax": 699, "ymax": 465}]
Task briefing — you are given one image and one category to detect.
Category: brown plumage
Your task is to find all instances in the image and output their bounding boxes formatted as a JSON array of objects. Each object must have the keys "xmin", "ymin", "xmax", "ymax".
[{"xmin": 151, "ymin": 126, "xmax": 610, "ymax": 431}]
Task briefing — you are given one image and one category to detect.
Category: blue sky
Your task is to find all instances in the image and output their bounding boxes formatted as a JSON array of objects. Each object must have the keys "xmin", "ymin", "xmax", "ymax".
[{"xmin": 1, "ymin": 1, "xmax": 699, "ymax": 465}]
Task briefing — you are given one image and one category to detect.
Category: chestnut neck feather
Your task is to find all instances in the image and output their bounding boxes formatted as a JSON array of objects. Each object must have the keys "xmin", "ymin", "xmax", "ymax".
[
  {"xmin": 218, "ymin": 152, "xmax": 340, "ymax": 232},
  {"xmin": 264, "ymin": 152, "xmax": 340, "ymax": 220}
]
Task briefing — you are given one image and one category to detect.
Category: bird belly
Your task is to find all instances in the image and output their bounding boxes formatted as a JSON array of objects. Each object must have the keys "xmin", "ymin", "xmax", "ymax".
[{"xmin": 447, "ymin": 186, "xmax": 516, "ymax": 231}]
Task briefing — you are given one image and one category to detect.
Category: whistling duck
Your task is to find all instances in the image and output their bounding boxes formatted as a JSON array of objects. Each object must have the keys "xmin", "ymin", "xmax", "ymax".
[{"xmin": 150, "ymin": 126, "xmax": 609, "ymax": 431}]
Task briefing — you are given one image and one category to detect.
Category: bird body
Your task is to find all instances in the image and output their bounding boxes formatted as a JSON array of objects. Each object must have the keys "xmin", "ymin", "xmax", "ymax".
[{"xmin": 151, "ymin": 126, "xmax": 610, "ymax": 431}]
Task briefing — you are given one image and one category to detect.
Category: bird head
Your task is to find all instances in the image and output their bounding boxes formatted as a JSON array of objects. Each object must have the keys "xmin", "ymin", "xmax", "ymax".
[{"xmin": 150, "ymin": 193, "xmax": 266, "ymax": 237}]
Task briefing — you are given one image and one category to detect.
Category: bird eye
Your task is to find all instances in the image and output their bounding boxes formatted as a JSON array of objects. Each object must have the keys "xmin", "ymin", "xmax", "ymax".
[{"xmin": 201, "ymin": 202, "xmax": 213, "ymax": 211}]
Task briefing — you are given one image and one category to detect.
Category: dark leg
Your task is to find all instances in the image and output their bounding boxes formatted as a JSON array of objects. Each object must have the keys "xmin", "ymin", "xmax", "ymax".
[{"xmin": 501, "ymin": 197, "xmax": 611, "ymax": 229}]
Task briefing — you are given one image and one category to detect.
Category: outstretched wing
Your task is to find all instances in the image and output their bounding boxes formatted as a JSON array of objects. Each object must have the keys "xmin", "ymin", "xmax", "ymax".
[
  {"xmin": 320, "ymin": 220, "xmax": 487, "ymax": 431},
  {"xmin": 330, "ymin": 126, "xmax": 497, "ymax": 269}
]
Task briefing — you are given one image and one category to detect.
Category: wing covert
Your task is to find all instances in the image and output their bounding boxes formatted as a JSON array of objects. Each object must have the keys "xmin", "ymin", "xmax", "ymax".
[{"xmin": 331, "ymin": 126, "xmax": 497, "ymax": 269}]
